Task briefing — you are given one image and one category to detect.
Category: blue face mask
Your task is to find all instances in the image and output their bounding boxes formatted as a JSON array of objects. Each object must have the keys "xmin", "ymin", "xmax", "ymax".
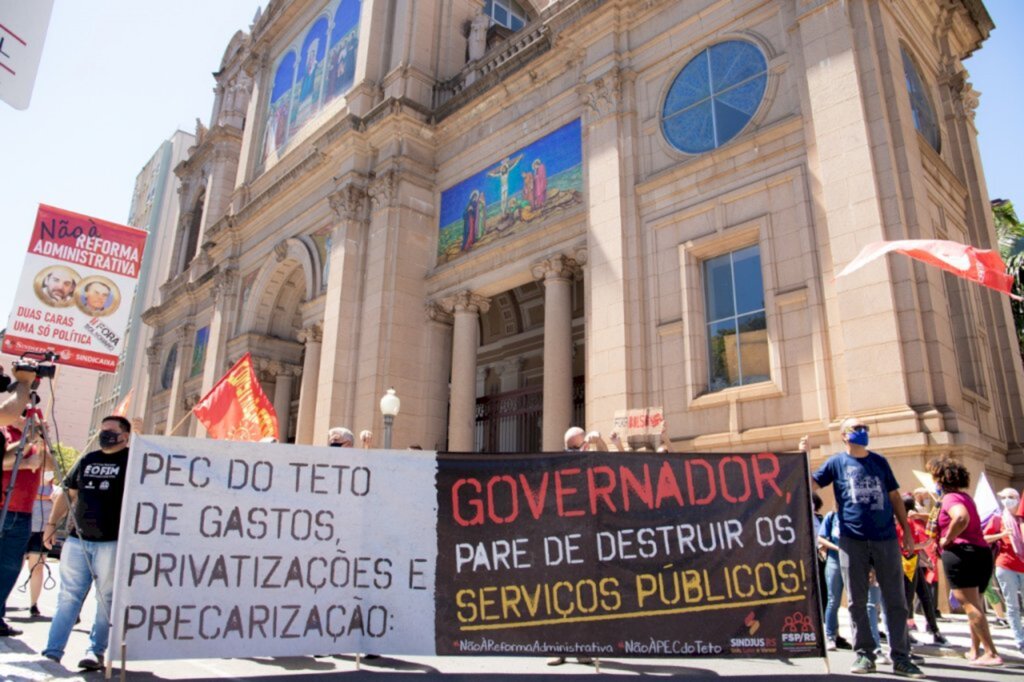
[{"xmin": 846, "ymin": 429, "xmax": 869, "ymax": 447}]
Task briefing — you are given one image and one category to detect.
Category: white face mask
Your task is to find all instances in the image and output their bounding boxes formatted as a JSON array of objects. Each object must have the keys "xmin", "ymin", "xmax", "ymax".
[{"xmin": 1002, "ymin": 497, "xmax": 1020, "ymax": 511}]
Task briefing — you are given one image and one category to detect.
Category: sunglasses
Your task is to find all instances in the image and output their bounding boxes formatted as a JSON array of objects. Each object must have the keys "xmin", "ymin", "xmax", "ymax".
[{"xmin": 845, "ymin": 425, "xmax": 869, "ymax": 434}]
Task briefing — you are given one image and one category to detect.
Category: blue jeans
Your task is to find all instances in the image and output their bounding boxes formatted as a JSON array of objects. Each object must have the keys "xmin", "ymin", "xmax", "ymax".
[
  {"xmin": 43, "ymin": 537, "xmax": 117, "ymax": 661},
  {"xmin": 995, "ymin": 566, "xmax": 1024, "ymax": 649},
  {"xmin": 824, "ymin": 554, "xmax": 845, "ymax": 639},
  {"xmin": 0, "ymin": 511, "xmax": 32, "ymax": 624}
]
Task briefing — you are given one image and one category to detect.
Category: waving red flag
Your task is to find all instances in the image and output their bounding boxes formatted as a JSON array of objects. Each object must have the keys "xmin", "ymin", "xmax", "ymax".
[
  {"xmin": 836, "ymin": 239, "xmax": 1021, "ymax": 299},
  {"xmin": 192, "ymin": 352, "xmax": 278, "ymax": 441}
]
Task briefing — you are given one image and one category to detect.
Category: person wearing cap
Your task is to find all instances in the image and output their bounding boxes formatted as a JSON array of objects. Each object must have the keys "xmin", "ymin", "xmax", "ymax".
[{"xmin": 983, "ymin": 488, "xmax": 1024, "ymax": 654}]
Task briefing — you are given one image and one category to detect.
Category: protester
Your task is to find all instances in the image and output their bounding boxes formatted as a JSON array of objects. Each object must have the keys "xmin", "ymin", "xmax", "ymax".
[
  {"xmin": 548, "ymin": 427, "xmax": 597, "ymax": 667},
  {"xmin": 0, "ymin": 420, "xmax": 47, "ymax": 637},
  {"xmin": 42, "ymin": 416, "xmax": 131, "ymax": 670},
  {"xmin": 327, "ymin": 427, "xmax": 355, "ymax": 447},
  {"xmin": 909, "ymin": 488, "xmax": 943, "ymax": 617},
  {"xmin": 897, "ymin": 494, "xmax": 946, "ymax": 645},
  {"xmin": 927, "ymin": 455, "xmax": 1001, "ymax": 666},
  {"xmin": 982, "ymin": 487, "xmax": 1024, "ymax": 654},
  {"xmin": 818, "ymin": 502, "xmax": 851, "ymax": 650},
  {"xmin": 23, "ymin": 470, "xmax": 55, "ymax": 618},
  {"xmin": 810, "ymin": 419, "xmax": 923, "ymax": 677}
]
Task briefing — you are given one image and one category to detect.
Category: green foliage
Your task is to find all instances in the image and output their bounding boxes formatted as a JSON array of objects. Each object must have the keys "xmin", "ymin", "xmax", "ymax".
[
  {"xmin": 49, "ymin": 442, "xmax": 80, "ymax": 482},
  {"xmin": 993, "ymin": 199, "xmax": 1024, "ymax": 355}
]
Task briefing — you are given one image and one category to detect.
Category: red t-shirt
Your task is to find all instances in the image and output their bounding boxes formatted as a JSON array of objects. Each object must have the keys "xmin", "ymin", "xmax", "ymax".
[
  {"xmin": 983, "ymin": 515, "xmax": 1024, "ymax": 573},
  {"xmin": 0, "ymin": 426, "xmax": 42, "ymax": 514}
]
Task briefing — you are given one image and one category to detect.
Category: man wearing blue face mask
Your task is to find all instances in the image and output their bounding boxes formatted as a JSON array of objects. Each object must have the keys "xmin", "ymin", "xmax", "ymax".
[
  {"xmin": 811, "ymin": 418, "xmax": 922, "ymax": 678},
  {"xmin": 42, "ymin": 415, "xmax": 131, "ymax": 671}
]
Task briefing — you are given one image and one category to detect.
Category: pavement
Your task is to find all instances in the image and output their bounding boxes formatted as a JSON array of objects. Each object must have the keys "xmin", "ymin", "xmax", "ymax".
[{"xmin": 1, "ymin": 557, "xmax": 1023, "ymax": 680}]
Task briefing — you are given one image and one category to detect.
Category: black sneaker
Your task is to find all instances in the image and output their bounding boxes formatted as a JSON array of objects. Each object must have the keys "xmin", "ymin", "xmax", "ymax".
[
  {"xmin": 835, "ymin": 635, "xmax": 853, "ymax": 650},
  {"xmin": 931, "ymin": 633, "xmax": 948, "ymax": 646},
  {"xmin": 29, "ymin": 604, "xmax": 41, "ymax": 618},
  {"xmin": 851, "ymin": 655, "xmax": 876, "ymax": 674},
  {"xmin": 893, "ymin": 660, "xmax": 925, "ymax": 678},
  {"xmin": 0, "ymin": 623, "xmax": 23, "ymax": 637}
]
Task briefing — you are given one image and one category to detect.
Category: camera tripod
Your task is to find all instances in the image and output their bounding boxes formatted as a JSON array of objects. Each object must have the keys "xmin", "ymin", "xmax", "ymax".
[{"xmin": 0, "ymin": 388, "xmax": 57, "ymax": 537}]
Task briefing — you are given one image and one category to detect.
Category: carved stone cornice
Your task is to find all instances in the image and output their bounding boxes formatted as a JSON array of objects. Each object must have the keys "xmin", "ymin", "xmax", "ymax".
[
  {"xmin": 368, "ymin": 169, "xmax": 398, "ymax": 211},
  {"xmin": 577, "ymin": 66, "xmax": 630, "ymax": 120},
  {"xmin": 273, "ymin": 240, "xmax": 290, "ymax": 262},
  {"xmin": 328, "ymin": 182, "xmax": 369, "ymax": 222},
  {"xmin": 531, "ymin": 254, "xmax": 579, "ymax": 283},
  {"xmin": 297, "ymin": 322, "xmax": 324, "ymax": 344},
  {"xmin": 212, "ymin": 265, "xmax": 238, "ymax": 299},
  {"xmin": 175, "ymin": 323, "xmax": 196, "ymax": 345},
  {"xmin": 425, "ymin": 301, "xmax": 454, "ymax": 326},
  {"xmin": 253, "ymin": 357, "xmax": 301, "ymax": 381},
  {"xmin": 441, "ymin": 290, "xmax": 491, "ymax": 316}
]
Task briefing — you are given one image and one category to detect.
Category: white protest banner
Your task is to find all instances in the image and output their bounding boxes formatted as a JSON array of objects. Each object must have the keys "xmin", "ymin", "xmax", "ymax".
[
  {"xmin": 2, "ymin": 204, "xmax": 147, "ymax": 372},
  {"xmin": 0, "ymin": 0, "xmax": 54, "ymax": 110},
  {"xmin": 612, "ymin": 406, "xmax": 665, "ymax": 438},
  {"xmin": 110, "ymin": 436, "xmax": 438, "ymax": 660}
]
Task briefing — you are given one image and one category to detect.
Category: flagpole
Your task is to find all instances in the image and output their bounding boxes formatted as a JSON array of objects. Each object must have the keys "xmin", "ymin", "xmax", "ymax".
[{"xmin": 169, "ymin": 411, "xmax": 193, "ymax": 436}]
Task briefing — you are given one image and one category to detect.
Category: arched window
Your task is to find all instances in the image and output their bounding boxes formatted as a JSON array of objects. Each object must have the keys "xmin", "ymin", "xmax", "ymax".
[
  {"xmin": 900, "ymin": 47, "xmax": 940, "ymax": 153},
  {"xmin": 662, "ymin": 41, "xmax": 768, "ymax": 154},
  {"xmin": 161, "ymin": 345, "xmax": 178, "ymax": 391},
  {"xmin": 181, "ymin": 190, "xmax": 205, "ymax": 271}
]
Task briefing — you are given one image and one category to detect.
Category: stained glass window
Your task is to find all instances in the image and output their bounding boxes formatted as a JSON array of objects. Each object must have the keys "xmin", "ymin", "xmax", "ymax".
[
  {"xmin": 900, "ymin": 47, "xmax": 940, "ymax": 153},
  {"xmin": 662, "ymin": 41, "xmax": 767, "ymax": 154}
]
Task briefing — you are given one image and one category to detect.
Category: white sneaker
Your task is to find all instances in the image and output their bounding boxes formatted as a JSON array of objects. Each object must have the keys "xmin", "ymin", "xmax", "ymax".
[
  {"xmin": 827, "ymin": 639, "xmax": 838, "ymax": 651},
  {"xmin": 874, "ymin": 648, "xmax": 891, "ymax": 665},
  {"xmin": 78, "ymin": 652, "xmax": 103, "ymax": 671}
]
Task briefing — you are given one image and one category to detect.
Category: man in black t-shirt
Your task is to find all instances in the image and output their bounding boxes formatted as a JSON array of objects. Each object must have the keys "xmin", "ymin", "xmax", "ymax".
[{"xmin": 41, "ymin": 416, "xmax": 130, "ymax": 671}]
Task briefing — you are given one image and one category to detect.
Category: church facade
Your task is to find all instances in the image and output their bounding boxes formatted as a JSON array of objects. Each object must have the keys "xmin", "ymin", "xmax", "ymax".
[{"xmin": 139, "ymin": 0, "xmax": 1024, "ymax": 487}]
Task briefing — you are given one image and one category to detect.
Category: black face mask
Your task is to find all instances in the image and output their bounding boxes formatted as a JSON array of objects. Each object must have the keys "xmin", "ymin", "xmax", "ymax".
[
  {"xmin": 99, "ymin": 430, "xmax": 123, "ymax": 448},
  {"xmin": 329, "ymin": 442, "xmax": 343, "ymax": 448}
]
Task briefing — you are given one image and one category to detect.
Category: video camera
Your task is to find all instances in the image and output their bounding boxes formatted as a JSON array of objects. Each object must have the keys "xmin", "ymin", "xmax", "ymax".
[{"xmin": 12, "ymin": 351, "xmax": 59, "ymax": 380}]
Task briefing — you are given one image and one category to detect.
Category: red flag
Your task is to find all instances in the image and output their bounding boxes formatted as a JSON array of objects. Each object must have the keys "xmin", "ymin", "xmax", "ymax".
[
  {"xmin": 112, "ymin": 388, "xmax": 134, "ymax": 417},
  {"xmin": 836, "ymin": 239, "xmax": 1021, "ymax": 300},
  {"xmin": 192, "ymin": 353, "xmax": 279, "ymax": 441}
]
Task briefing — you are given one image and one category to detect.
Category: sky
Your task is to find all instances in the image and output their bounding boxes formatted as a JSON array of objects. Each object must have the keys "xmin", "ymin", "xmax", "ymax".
[{"xmin": 0, "ymin": 0, "xmax": 1022, "ymax": 324}]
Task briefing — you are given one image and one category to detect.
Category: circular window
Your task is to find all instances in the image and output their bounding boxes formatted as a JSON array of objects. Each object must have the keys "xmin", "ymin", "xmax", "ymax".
[
  {"xmin": 161, "ymin": 344, "xmax": 178, "ymax": 391},
  {"xmin": 900, "ymin": 47, "xmax": 940, "ymax": 153},
  {"xmin": 662, "ymin": 41, "xmax": 768, "ymax": 154}
]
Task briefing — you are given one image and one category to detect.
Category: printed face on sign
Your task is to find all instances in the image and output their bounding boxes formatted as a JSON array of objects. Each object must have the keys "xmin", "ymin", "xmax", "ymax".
[
  {"xmin": 34, "ymin": 265, "xmax": 80, "ymax": 307},
  {"xmin": 76, "ymin": 276, "xmax": 120, "ymax": 317}
]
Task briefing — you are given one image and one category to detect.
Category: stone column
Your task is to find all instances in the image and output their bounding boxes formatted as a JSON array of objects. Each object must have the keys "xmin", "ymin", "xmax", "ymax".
[
  {"xmin": 164, "ymin": 324, "xmax": 195, "ymax": 436},
  {"xmin": 443, "ymin": 290, "xmax": 490, "ymax": 452},
  {"xmin": 197, "ymin": 265, "xmax": 238, "ymax": 437},
  {"xmin": 142, "ymin": 342, "xmax": 162, "ymax": 434},
  {"xmin": 273, "ymin": 364, "xmax": 296, "ymax": 442},
  {"xmin": 578, "ymin": 66, "xmax": 640, "ymax": 429},
  {"xmin": 315, "ymin": 178, "xmax": 369, "ymax": 443},
  {"xmin": 296, "ymin": 322, "xmax": 323, "ymax": 444},
  {"xmin": 533, "ymin": 255, "xmax": 577, "ymax": 451},
  {"xmin": 424, "ymin": 303, "xmax": 454, "ymax": 450}
]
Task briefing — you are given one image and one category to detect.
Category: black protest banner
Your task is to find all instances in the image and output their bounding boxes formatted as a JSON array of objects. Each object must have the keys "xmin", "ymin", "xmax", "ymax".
[{"xmin": 435, "ymin": 450, "xmax": 824, "ymax": 658}]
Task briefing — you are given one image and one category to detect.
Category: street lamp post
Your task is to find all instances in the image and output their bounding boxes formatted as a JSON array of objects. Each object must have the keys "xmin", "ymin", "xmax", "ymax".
[{"xmin": 380, "ymin": 387, "xmax": 400, "ymax": 449}]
